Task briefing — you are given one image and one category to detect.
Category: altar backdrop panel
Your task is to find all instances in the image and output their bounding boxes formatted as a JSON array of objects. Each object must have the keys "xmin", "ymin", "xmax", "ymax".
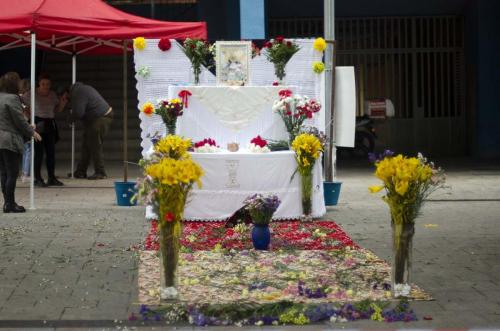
[{"xmin": 134, "ymin": 39, "xmax": 325, "ymax": 155}]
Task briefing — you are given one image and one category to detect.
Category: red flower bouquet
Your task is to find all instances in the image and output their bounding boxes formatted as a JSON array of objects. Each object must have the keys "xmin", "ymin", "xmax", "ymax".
[
  {"xmin": 193, "ymin": 138, "xmax": 220, "ymax": 153},
  {"xmin": 248, "ymin": 135, "xmax": 270, "ymax": 153},
  {"xmin": 272, "ymin": 89, "xmax": 321, "ymax": 144},
  {"xmin": 154, "ymin": 98, "xmax": 184, "ymax": 135},
  {"xmin": 264, "ymin": 36, "xmax": 300, "ymax": 82}
]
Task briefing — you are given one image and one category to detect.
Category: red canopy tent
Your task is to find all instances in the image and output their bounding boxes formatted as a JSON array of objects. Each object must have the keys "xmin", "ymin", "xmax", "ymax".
[
  {"xmin": 0, "ymin": 0, "xmax": 206, "ymax": 54},
  {"xmin": 0, "ymin": 0, "xmax": 207, "ymax": 208}
]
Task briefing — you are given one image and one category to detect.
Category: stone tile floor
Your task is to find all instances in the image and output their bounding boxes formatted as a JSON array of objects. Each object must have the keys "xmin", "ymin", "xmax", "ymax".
[{"xmin": 0, "ymin": 158, "xmax": 499, "ymax": 329}]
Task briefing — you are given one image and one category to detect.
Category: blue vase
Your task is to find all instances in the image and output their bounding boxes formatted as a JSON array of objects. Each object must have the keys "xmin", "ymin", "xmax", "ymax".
[{"xmin": 252, "ymin": 225, "xmax": 271, "ymax": 250}]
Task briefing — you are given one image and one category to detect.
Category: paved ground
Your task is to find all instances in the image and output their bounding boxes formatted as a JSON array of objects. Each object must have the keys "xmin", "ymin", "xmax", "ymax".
[{"xmin": 0, "ymin": 158, "xmax": 499, "ymax": 329}]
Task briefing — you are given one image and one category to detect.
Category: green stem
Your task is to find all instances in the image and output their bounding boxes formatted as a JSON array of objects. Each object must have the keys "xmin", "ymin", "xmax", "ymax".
[
  {"xmin": 301, "ymin": 170, "xmax": 313, "ymax": 216},
  {"xmin": 160, "ymin": 222, "xmax": 179, "ymax": 287},
  {"xmin": 392, "ymin": 220, "xmax": 414, "ymax": 284},
  {"xmin": 165, "ymin": 120, "xmax": 176, "ymax": 135}
]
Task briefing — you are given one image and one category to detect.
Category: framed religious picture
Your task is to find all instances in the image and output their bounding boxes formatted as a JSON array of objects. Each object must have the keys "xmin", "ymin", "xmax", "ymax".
[{"xmin": 216, "ymin": 41, "xmax": 251, "ymax": 86}]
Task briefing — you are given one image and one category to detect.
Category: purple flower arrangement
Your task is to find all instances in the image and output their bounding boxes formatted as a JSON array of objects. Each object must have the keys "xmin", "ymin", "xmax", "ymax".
[
  {"xmin": 368, "ymin": 149, "xmax": 395, "ymax": 164},
  {"xmin": 135, "ymin": 299, "xmax": 418, "ymax": 326},
  {"xmin": 243, "ymin": 193, "xmax": 281, "ymax": 225}
]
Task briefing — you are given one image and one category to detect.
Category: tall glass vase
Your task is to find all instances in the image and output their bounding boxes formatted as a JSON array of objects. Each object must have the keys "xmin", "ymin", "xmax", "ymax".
[
  {"xmin": 159, "ymin": 221, "xmax": 181, "ymax": 301},
  {"xmin": 274, "ymin": 61, "xmax": 286, "ymax": 84},
  {"xmin": 300, "ymin": 170, "xmax": 313, "ymax": 219},
  {"xmin": 165, "ymin": 120, "xmax": 176, "ymax": 135},
  {"xmin": 191, "ymin": 63, "xmax": 201, "ymax": 85},
  {"xmin": 391, "ymin": 216, "xmax": 415, "ymax": 298},
  {"xmin": 158, "ymin": 191, "xmax": 185, "ymax": 301}
]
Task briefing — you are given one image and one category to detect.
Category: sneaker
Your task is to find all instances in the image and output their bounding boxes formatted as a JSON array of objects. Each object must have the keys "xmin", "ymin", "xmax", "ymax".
[
  {"xmin": 87, "ymin": 173, "xmax": 107, "ymax": 180},
  {"xmin": 47, "ymin": 177, "xmax": 64, "ymax": 186},
  {"xmin": 34, "ymin": 178, "xmax": 48, "ymax": 187}
]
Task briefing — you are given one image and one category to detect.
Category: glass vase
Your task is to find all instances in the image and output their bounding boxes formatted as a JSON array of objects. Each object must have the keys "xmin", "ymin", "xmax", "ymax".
[
  {"xmin": 300, "ymin": 170, "xmax": 313, "ymax": 218},
  {"xmin": 288, "ymin": 133, "xmax": 296, "ymax": 148},
  {"xmin": 391, "ymin": 217, "xmax": 415, "ymax": 298},
  {"xmin": 165, "ymin": 120, "xmax": 176, "ymax": 135},
  {"xmin": 159, "ymin": 221, "xmax": 181, "ymax": 301},
  {"xmin": 274, "ymin": 62, "xmax": 286, "ymax": 84},
  {"xmin": 191, "ymin": 64, "xmax": 201, "ymax": 85}
]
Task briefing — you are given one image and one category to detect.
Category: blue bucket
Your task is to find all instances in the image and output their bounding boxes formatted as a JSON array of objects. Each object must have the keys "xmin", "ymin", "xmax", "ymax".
[
  {"xmin": 114, "ymin": 181, "xmax": 137, "ymax": 206},
  {"xmin": 324, "ymin": 181, "xmax": 342, "ymax": 206}
]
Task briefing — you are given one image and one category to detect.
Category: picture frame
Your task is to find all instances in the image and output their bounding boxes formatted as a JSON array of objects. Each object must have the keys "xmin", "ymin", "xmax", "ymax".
[{"xmin": 216, "ymin": 41, "xmax": 251, "ymax": 86}]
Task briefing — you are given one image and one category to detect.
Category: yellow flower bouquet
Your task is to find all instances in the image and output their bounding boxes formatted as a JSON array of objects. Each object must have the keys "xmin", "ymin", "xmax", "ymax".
[
  {"xmin": 137, "ymin": 135, "xmax": 203, "ymax": 300},
  {"xmin": 291, "ymin": 133, "xmax": 323, "ymax": 218},
  {"xmin": 369, "ymin": 152, "xmax": 445, "ymax": 297}
]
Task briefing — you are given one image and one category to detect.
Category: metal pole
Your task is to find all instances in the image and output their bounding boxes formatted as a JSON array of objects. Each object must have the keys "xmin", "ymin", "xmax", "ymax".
[
  {"xmin": 150, "ymin": 0, "xmax": 155, "ymax": 19},
  {"xmin": 123, "ymin": 40, "xmax": 128, "ymax": 182},
  {"xmin": 29, "ymin": 32, "xmax": 36, "ymax": 210},
  {"xmin": 324, "ymin": 0, "xmax": 336, "ymax": 182},
  {"xmin": 71, "ymin": 54, "xmax": 76, "ymax": 179}
]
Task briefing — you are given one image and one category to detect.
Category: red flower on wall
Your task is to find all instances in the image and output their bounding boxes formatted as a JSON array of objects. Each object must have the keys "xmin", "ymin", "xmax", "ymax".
[{"xmin": 158, "ymin": 38, "xmax": 172, "ymax": 51}]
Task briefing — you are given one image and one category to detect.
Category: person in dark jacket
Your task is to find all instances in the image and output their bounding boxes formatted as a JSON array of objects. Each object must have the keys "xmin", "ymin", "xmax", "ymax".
[
  {"xmin": 0, "ymin": 72, "xmax": 42, "ymax": 213},
  {"xmin": 57, "ymin": 82, "xmax": 112, "ymax": 179}
]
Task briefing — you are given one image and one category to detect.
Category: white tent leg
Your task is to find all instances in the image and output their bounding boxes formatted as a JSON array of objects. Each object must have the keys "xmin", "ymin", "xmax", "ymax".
[
  {"xmin": 324, "ymin": 0, "xmax": 336, "ymax": 182},
  {"xmin": 29, "ymin": 33, "xmax": 36, "ymax": 210},
  {"xmin": 123, "ymin": 40, "xmax": 128, "ymax": 182},
  {"xmin": 71, "ymin": 55, "xmax": 76, "ymax": 178}
]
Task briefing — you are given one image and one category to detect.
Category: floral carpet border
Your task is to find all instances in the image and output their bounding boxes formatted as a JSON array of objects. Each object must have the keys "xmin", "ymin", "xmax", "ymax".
[
  {"xmin": 137, "ymin": 248, "xmax": 432, "ymax": 306},
  {"xmin": 144, "ymin": 220, "xmax": 358, "ymax": 251}
]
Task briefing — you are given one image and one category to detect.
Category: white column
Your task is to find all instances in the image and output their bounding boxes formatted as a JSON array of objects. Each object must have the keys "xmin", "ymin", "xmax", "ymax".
[
  {"xmin": 240, "ymin": 0, "xmax": 266, "ymax": 39},
  {"xmin": 29, "ymin": 32, "xmax": 36, "ymax": 209}
]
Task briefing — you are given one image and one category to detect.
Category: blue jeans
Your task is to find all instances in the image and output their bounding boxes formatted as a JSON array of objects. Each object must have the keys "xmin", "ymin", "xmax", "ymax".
[{"xmin": 22, "ymin": 142, "xmax": 31, "ymax": 176}]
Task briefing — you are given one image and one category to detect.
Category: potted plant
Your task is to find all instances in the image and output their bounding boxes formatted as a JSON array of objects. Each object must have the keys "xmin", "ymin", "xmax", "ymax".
[{"xmin": 243, "ymin": 193, "xmax": 281, "ymax": 250}]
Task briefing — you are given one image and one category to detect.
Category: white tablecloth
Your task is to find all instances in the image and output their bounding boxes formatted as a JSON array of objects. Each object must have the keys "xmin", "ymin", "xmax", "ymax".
[
  {"xmin": 169, "ymin": 85, "xmax": 292, "ymax": 147},
  {"xmin": 184, "ymin": 151, "xmax": 326, "ymax": 221}
]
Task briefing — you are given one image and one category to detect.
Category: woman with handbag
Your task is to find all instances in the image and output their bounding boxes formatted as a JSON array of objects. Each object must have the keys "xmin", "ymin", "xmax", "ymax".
[
  {"xmin": 22, "ymin": 73, "xmax": 64, "ymax": 187},
  {"xmin": 0, "ymin": 72, "xmax": 42, "ymax": 213}
]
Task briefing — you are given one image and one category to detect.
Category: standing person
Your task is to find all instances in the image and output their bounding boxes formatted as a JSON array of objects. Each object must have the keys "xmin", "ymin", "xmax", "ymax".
[
  {"xmin": 22, "ymin": 73, "xmax": 64, "ymax": 187},
  {"xmin": 0, "ymin": 72, "xmax": 42, "ymax": 213},
  {"xmin": 58, "ymin": 82, "xmax": 112, "ymax": 179},
  {"xmin": 19, "ymin": 79, "xmax": 31, "ymax": 183}
]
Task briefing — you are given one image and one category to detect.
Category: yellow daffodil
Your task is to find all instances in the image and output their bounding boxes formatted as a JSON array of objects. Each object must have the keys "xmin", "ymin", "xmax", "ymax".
[
  {"xmin": 291, "ymin": 133, "xmax": 323, "ymax": 169},
  {"xmin": 146, "ymin": 157, "xmax": 203, "ymax": 188},
  {"xmin": 154, "ymin": 135, "xmax": 192, "ymax": 159},
  {"xmin": 133, "ymin": 37, "xmax": 146, "ymax": 50},
  {"xmin": 313, "ymin": 37, "xmax": 327, "ymax": 52},
  {"xmin": 395, "ymin": 180, "xmax": 409, "ymax": 196},
  {"xmin": 368, "ymin": 185, "xmax": 384, "ymax": 193}
]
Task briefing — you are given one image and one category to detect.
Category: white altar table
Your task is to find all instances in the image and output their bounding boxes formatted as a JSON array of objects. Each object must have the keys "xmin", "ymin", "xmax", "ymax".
[
  {"xmin": 169, "ymin": 85, "xmax": 293, "ymax": 147},
  {"xmin": 184, "ymin": 151, "xmax": 326, "ymax": 221}
]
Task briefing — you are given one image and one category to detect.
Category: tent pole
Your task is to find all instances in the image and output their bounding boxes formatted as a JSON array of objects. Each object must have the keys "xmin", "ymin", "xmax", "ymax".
[
  {"xmin": 324, "ymin": 0, "xmax": 336, "ymax": 182},
  {"xmin": 123, "ymin": 40, "xmax": 128, "ymax": 182},
  {"xmin": 29, "ymin": 32, "xmax": 36, "ymax": 210},
  {"xmin": 71, "ymin": 54, "xmax": 76, "ymax": 179}
]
